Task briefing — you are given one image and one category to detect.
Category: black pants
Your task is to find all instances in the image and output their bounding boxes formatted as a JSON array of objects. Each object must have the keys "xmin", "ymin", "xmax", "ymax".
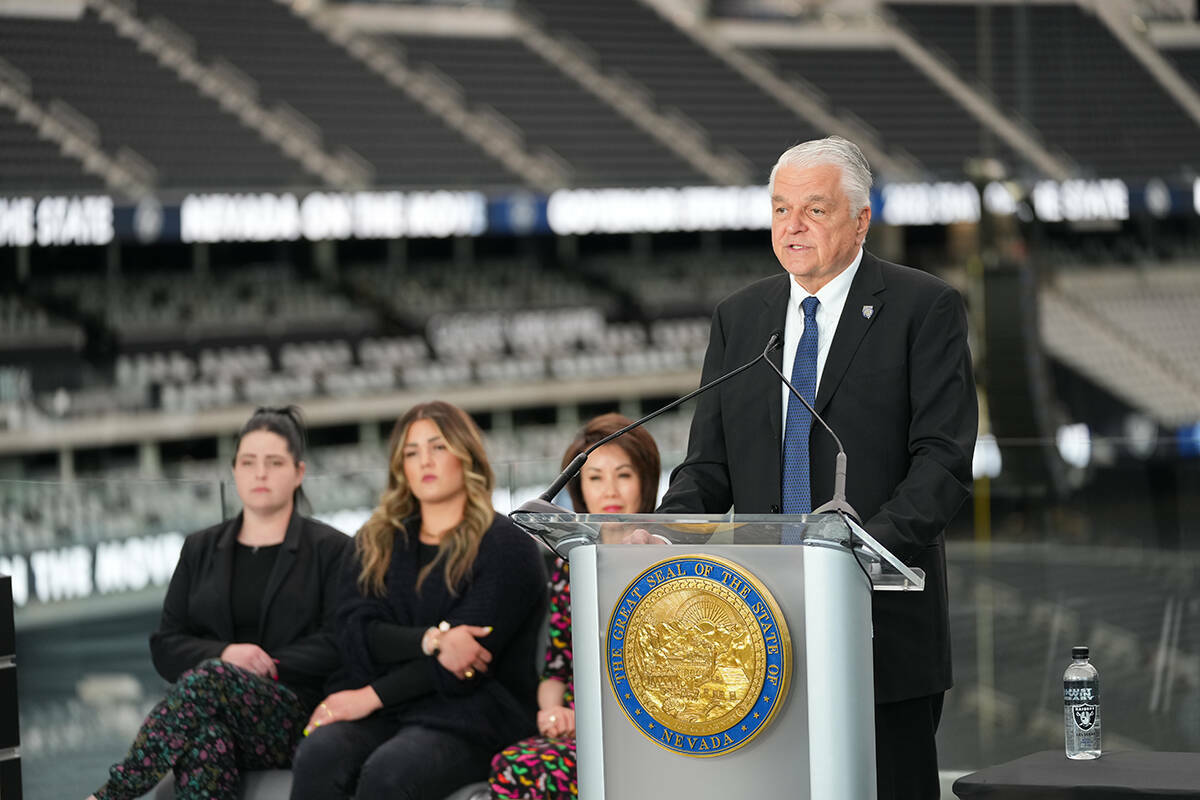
[
  {"xmin": 874, "ymin": 692, "xmax": 945, "ymax": 800},
  {"xmin": 290, "ymin": 716, "xmax": 492, "ymax": 800}
]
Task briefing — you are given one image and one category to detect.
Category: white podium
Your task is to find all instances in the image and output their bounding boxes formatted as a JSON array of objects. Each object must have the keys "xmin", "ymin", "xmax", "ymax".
[{"xmin": 509, "ymin": 511, "xmax": 924, "ymax": 800}]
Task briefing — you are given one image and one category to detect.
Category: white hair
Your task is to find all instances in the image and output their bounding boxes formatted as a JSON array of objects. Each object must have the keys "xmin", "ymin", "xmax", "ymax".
[{"xmin": 768, "ymin": 135, "xmax": 873, "ymax": 217}]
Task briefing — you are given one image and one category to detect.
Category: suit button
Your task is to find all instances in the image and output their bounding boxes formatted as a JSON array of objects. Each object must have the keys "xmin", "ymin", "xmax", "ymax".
[{"xmin": 769, "ymin": 504, "xmax": 780, "ymax": 514}]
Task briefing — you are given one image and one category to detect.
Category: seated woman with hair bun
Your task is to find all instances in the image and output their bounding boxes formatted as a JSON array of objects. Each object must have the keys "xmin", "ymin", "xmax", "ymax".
[
  {"xmin": 488, "ymin": 413, "xmax": 661, "ymax": 800},
  {"xmin": 290, "ymin": 400, "xmax": 547, "ymax": 800},
  {"xmin": 88, "ymin": 406, "xmax": 352, "ymax": 800}
]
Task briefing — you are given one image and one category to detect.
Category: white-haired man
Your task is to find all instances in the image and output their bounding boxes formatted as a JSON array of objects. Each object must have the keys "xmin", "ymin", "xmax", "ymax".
[{"xmin": 659, "ymin": 135, "xmax": 977, "ymax": 799}]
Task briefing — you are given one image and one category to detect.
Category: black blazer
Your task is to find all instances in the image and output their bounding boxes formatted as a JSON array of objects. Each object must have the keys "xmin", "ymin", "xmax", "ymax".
[
  {"xmin": 659, "ymin": 251, "xmax": 978, "ymax": 703},
  {"xmin": 149, "ymin": 511, "xmax": 352, "ymax": 711}
]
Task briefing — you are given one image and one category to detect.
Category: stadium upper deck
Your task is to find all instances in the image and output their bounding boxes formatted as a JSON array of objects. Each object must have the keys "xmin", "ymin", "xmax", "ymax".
[{"xmin": 0, "ymin": 0, "xmax": 1197, "ymax": 199}]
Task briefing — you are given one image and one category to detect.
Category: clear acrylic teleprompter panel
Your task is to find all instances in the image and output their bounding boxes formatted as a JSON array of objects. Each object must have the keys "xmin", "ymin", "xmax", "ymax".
[{"xmin": 507, "ymin": 511, "xmax": 924, "ymax": 591}]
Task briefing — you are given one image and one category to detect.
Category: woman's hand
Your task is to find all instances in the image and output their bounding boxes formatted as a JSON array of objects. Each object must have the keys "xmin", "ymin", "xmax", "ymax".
[
  {"xmin": 436, "ymin": 624, "xmax": 493, "ymax": 680},
  {"xmin": 303, "ymin": 687, "xmax": 382, "ymax": 736},
  {"xmin": 220, "ymin": 643, "xmax": 278, "ymax": 679},
  {"xmin": 537, "ymin": 705, "xmax": 576, "ymax": 739}
]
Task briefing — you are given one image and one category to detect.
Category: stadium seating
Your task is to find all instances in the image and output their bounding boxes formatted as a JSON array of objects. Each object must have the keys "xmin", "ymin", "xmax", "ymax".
[
  {"xmin": 0, "ymin": 9, "xmax": 307, "ymax": 189},
  {"xmin": 0, "ymin": 403, "xmax": 693, "ymax": 552},
  {"xmin": 146, "ymin": 0, "xmax": 519, "ymax": 188},
  {"xmin": 0, "ymin": 295, "xmax": 83, "ymax": 349},
  {"xmin": 392, "ymin": 34, "xmax": 708, "ymax": 186},
  {"xmin": 0, "ymin": 1, "xmax": 1195, "ymax": 191},
  {"xmin": 55, "ymin": 307, "xmax": 703, "ymax": 416},
  {"xmin": 889, "ymin": 2, "xmax": 1200, "ymax": 180},
  {"xmin": 1165, "ymin": 47, "xmax": 1200, "ymax": 89},
  {"xmin": 44, "ymin": 264, "xmax": 374, "ymax": 345},
  {"xmin": 585, "ymin": 250, "xmax": 777, "ymax": 317},
  {"xmin": 0, "ymin": 246, "xmax": 723, "ymax": 422},
  {"xmin": 0, "ymin": 476, "xmax": 220, "ymax": 553},
  {"xmin": 522, "ymin": 0, "xmax": 822, "ymax": 177},
  {"xmin": 1042, "ymin": 265, "xmax": 1200, "ymax": 426},
  {"xmin": 755, "ymin": 47, "xmax": 1029, "ymax": 179},
  {"xmin": 0, "ymin": 105, "xmax": 105, "ymax": 193},
  {"xmin": 345, "ymin": 257, "xmax": 602, "ymax": 324}
]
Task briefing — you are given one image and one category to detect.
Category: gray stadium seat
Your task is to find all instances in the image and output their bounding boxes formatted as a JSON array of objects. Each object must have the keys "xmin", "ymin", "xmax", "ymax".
[
  {"xmin": 142, "ymin": 769, "xmax": 291, "ymax": 799},
  {"xmin": 142, "ymin": 770, "xmax": 489, "ymax": 799}
]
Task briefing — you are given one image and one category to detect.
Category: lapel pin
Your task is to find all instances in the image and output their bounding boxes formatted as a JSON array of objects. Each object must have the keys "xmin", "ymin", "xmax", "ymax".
[{"xmin": 861, "ymin": 305, "xmax": 874, "ymax": 319}]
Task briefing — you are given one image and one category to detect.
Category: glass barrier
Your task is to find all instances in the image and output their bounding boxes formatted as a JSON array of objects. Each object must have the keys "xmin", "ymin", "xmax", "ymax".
[
  {"xmin": 940, "ymin": 540, "xmax": 1200, "ymax": 772},
  {"xmin": 508, "ymin": 510, "xmax": 852, "ymax": 550},
  {"xmin": 0, "ymin": 440, "xmax": 1196, "ymax": 798}
]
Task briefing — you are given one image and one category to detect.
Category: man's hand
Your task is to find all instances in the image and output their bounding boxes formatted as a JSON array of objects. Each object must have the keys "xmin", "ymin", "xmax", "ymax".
[
  {"xmin": 220, "ymin": 643, "xmax": 277, "ymax": 679},
  {"xmin": 622, "ymin": 528, "xmax": 671, "ymax": 544},
  {"xmin": 303, "ymin": 687, "xmax": 382, "ymax": 736}
]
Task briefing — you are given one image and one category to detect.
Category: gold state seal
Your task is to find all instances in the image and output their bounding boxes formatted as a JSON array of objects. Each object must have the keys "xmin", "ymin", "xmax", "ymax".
[{"xmin": 607, "ymin": 554, "xmax": 791, "ymax": 756}]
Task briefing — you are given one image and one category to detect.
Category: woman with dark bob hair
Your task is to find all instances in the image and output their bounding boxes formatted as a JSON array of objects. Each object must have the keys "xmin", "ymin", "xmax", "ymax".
[
  {"xmin": 88, "ymin": 406, "xmax": 351, "ymax": 800},
  {"xmin": 290, "ymin": 400, "xmax": 547, "ymax": 800},
  {"xmin": 489, "ymin": 413, "xmax": 661, "ymax": 800}
]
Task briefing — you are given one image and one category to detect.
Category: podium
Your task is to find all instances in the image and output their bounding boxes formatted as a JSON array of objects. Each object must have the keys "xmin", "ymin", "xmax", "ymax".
[{"xmin": 510, "ymin": 511, "xmax": 923, "ymax": 800}]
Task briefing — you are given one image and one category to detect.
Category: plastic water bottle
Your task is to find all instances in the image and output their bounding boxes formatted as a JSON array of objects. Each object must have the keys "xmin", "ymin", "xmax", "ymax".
[{"xmin": 1063, "ymin": 645, "xmax": 1101, "ymax": 759}]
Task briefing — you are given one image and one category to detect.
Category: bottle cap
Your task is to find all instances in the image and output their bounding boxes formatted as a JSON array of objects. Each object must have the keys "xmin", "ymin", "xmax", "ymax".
[{"xmin": 1072, "ymin": 646, "xmax": 1089, "ymax": 659}]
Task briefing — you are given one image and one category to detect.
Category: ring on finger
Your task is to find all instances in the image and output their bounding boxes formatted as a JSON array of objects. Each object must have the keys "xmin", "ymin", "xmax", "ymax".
[{"xmin": 464, "ymin": 668, "xmax": 475, "ymax": 679}]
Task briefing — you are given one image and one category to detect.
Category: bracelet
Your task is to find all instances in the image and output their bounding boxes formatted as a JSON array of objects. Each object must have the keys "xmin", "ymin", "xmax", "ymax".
[{"xmin": 423, "ymin": 620, "xmax": 451, "ymax": 656}]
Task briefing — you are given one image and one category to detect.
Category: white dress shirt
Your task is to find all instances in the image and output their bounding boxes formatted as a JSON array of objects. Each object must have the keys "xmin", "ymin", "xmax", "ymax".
[{"xmin": 780, "ymin": 247, "xmax": 863, "ymax": 441}]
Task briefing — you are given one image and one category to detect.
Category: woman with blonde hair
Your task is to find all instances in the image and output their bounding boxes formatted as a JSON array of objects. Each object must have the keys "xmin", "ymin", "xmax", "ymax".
[{"xmin": 290, "ymin": 401, "xmax": 546, "ymax": 800}]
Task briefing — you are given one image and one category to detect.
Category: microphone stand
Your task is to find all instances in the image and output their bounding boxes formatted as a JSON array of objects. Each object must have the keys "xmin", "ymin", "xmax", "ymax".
[
  {"xmin": 764, "ymin": 359, "xmax": 873, "ymax": 587},
  {"xmin": 514, "ymin": 331, "xmax": 783, "ymax": 516}
]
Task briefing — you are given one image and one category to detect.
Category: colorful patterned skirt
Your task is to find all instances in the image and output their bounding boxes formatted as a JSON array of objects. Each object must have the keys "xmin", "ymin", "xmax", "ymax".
[{"xmin": 489, "ymin": 735, "xmax": 577, "ymax": 800}]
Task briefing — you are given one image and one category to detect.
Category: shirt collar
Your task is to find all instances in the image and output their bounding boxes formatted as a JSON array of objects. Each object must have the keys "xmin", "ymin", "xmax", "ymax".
[{"xmin": 787, "ymin": 247, "xmax": 863, "ymax": 311}]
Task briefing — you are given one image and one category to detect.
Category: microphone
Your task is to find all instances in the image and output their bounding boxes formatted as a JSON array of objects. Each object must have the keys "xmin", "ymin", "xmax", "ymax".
[
  {"xmin": 514, "ymin": 329, "xmax": 785, "ymax": 516},
  {"xmin": 763, "ymin": 351, "xmax": 860, "ymax": 522}
]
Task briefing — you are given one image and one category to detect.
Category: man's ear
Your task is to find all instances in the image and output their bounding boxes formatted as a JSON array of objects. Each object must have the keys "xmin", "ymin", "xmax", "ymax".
[{"xmin": 856, "ymin": 205, "xmax": 872, "ymax": 239}]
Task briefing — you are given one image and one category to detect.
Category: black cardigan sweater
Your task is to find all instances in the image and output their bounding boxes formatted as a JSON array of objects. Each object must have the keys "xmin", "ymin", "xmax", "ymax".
[
  {"xmin": 333, "ymin": 513, "xmax": 547, "ymax": 750},
  {"xmin": 149, "ymin": 511, "xmax": 352, "ymax": 712}
]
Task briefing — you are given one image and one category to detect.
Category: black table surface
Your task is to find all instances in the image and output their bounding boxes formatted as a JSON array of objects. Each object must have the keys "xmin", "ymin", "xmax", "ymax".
[{"xmin": 953, "ymin": 750, "xmax": 1200, "ymax": 798}]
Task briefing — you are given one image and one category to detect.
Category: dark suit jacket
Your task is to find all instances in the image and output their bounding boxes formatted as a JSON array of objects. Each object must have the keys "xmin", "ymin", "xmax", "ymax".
[
  {"xmin": 149, "ymin": 511, "xmax": 352, "ymax": 711},
  {"xmin": 658, "ymin": 251, "xmax": 977, "ymax": 704}
]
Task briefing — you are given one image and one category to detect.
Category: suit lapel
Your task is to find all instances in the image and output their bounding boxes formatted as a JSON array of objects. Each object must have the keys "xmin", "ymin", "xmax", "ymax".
[
  {"xmin": 816, "ymin": 252, "xmax": 886, "ymax": 414},
  {"xmin": 258, "ymin": 512, "xmax": 301, "ymax": 637},
  {"xmin": 214, "ymin": 516, "xmax": 239, "ymax": 641},
  {"xmin": 762, "ymin": 276, "xmax": 791, "ymax": 445}
]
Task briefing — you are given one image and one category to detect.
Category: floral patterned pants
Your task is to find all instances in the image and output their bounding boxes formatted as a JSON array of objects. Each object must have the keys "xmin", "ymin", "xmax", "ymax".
[
  {"xmin": 489, "ymin": 735, "xmax": 577, "ymax": 800},
  {"xmin": 92, "ymin": 658, "xmax": 307, "ymax": 800}
]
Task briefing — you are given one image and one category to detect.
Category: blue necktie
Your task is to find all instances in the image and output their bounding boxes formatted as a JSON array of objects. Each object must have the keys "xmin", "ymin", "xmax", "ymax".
[{"xmin": 782, "ymin": 296, "xmax": 820, "ymax": 520}]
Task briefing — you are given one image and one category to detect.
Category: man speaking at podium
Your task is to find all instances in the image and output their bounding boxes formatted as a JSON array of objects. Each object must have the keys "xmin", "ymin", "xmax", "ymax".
[{"xmin": 657, "ymin": 136, "xmax": 977, "ymax": 800}]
